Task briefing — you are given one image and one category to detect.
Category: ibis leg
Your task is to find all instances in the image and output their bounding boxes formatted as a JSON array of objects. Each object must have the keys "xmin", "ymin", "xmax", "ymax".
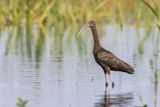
[
  {"xmin": 105, "ymin": 73, "xmax": 108, "ymax": 87},
  {"xmin": 108, "ymin": 74, "xmax": 114, "ymax": 88}
]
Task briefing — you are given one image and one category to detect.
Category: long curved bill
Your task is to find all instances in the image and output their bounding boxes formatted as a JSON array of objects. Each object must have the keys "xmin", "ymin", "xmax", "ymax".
[{"xmin": 77, "ymin": 24, "xmax": 89, "ymax": 37}]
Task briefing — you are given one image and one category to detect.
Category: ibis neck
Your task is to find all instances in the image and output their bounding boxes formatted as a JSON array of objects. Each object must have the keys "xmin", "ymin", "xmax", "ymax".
[{"xmin": 91, "ymin": 27, "xmax": 100, "ymax": 49}]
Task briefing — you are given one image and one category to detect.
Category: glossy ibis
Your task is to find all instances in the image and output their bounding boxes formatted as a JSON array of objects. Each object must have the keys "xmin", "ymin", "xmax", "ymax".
[{"xmin": 77, "ymin": 20, "xmax": 134, "ymax": 88}]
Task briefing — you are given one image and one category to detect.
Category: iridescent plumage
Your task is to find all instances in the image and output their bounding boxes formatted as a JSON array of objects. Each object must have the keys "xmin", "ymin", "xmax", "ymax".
[{"xmin": 79, "ymin": 20, "xmax": 134, "ymax": 87}]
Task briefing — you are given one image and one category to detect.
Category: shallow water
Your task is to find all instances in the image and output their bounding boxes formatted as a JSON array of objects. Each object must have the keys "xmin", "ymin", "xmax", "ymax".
[{"xmin": 0, "ymin": 27, "xmax": 159, "ymax": 107}]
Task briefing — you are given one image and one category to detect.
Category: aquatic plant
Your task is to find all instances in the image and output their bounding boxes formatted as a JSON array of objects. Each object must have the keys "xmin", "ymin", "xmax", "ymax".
[
  {"xmin": 0, "ymin": 0, "xmax": 159, "ymax": 29},
  {"xmin": 16, "ymin": 98, "xmax": 28, "ymax": 107},
  {"xmin": 0, "ymin": 0, "xmax": 160, "ymax": 55},
  {"xmin": 141, "ymin": 0, "xmax": 160, "ymax": 30}
]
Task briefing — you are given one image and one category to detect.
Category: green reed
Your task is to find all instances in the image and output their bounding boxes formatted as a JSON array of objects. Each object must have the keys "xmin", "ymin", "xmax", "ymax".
[
  {"xmin": 0, "ymin": 0, "xmax": 159, "ymax": 29},
  {"xmin": 141, "ymin": 0, "xmax": 160, "ymax": 30},
  {"xmin": 16, "ymin": 98, "xmax": 28, "ymax": 107},
  {"xmin": 0, "ymin": 0, "xmax": 160, "ymax": 56}
]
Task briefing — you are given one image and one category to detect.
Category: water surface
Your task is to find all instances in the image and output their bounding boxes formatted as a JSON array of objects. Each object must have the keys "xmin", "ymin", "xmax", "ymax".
[{"xmin": 0, "ymin": 27, "xmax": 159, "ymax": 107}]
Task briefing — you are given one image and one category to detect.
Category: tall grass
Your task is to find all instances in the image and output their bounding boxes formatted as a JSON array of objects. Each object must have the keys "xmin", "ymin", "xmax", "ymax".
[
  {"xmin": 0, "ymin": 0, "xmax": 160, "ymax": 55},
  {"xmin": 142, "ymin": 0, "xmax": 160, "ymax": 30},
  {"xmin": 0, "ymin": 0, "xmax": 159, "ymax": 29}
]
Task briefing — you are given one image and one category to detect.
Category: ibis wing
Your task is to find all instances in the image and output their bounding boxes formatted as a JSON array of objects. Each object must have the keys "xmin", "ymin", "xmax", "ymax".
[
  {"xmin": 97, "ymin": 51, "xmax": 118, "ymax": 65},
  {"xmin": 97, "ymin": 51, "xmax": 129, "ymax": 71}
]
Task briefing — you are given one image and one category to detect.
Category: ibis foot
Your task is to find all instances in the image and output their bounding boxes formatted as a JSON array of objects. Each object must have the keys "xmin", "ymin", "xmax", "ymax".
[
  {"xmin": 112, "ymin": 82, "xmax": 115, "ymax": 88},
  {"xmin": 105, "ymin": 82, "xmax": 108, "ymax": 87}
]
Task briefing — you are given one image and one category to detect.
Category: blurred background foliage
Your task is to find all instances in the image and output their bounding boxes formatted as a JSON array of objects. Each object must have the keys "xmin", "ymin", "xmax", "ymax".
[
  {"xmin": 0, "ymin": 0, "xmax": 159, "ymax": 31},
  {"xmin": 0, "ymin": 1, "xmax": 159, "ymax": 106},
  {"xmin": 0, "ymin": 0, "xmax": 160, "ymax": 56}
]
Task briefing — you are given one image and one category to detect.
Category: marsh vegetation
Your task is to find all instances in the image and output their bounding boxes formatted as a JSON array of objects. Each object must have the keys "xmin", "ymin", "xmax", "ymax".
[{"xmin": 0, "ymin": 0, "xmax": 159, "ymax": 107}]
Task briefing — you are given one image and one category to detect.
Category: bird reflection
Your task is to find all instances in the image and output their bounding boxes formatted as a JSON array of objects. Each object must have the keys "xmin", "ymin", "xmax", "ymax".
[{"xmin": 94, "ymin": 88, "xmax": 134, "ymax": 107}]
